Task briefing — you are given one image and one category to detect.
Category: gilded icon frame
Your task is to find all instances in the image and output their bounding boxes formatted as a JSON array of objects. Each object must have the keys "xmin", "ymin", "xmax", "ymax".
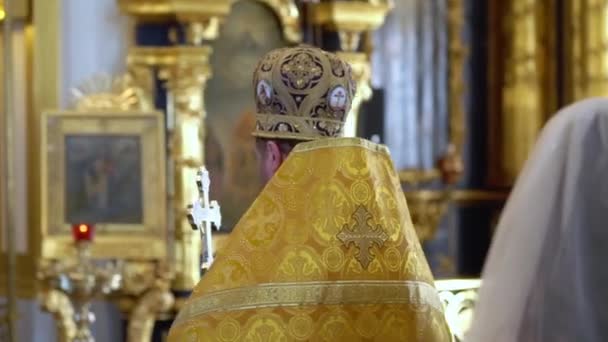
[{"xmin": 40, "ymin": 111, "xmax": 167, "ymax": 260}]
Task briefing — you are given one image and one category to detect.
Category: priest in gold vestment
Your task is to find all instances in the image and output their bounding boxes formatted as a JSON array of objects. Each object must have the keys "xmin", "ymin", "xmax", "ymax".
[{"xmin": 168, "ymin": 46, "xmax": 451, "ymax": 341}]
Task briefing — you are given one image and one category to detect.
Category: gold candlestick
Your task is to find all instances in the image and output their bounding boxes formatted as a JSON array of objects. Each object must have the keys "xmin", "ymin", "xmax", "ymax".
[{"xmin": 39, "ymin": 240, "xmax": 123, "ymax": 342}]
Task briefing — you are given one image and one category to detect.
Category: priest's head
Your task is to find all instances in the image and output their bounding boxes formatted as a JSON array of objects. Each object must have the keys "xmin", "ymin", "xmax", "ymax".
[{"xmin": 251, "ymin": 45, "xmax": 356, "ymax": 183}]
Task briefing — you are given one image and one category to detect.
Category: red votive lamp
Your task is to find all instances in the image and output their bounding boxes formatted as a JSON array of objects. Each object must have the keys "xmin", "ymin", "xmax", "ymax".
[{"xmin": 72, "ymin": 223, "xmax": 94, "ymax": 242}]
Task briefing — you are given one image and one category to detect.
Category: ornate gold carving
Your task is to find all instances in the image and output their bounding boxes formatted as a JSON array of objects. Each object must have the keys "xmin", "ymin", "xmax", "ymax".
[
  {"xmin": 1, "ymin": 2, "xmax": 19, "ymax": 338},
  {"xmin": 488, "ymin": 0, "xmax": 556, "ymax": 186},
  {"xmin": 38, "ymin": 242, "xmax": 123, "ymax": 342},
  {"xmin": 338, "ymin": 31, "xmax": 362, "ymax": 53},
  {"xmin": 174, "ymin": 280, "xmax": 443, "ymax": 327},
  {"xmin": 117, "ymin": 0, "xmax": 232, "ymax": 20},
  {"xmin": 1, "ymin": 0, "xmax": 29, "ymax": 20},
  {"xmin": 126, "ymin": 264, "xmax": 174, "ymax": 342},
  {"xmin": 127, "ymin": 288, "xmax": 174, "ymax": 342},
  {"xmin": 337, "ymin": 206, "xmax": 388, "ymax": 269},
  {"xmin": 7, "ymin": 0, "xmax": 65, "ymax": 299},
  {"xmin": 128, "ymin": 46, "xmax": 212, "ymax": 290},
  {"xmin": 70, "ymin": 73, "xmax": 153, "ymax": 111},
  {"xmin": 564, "ymin": 0, "xmax": 608, "ymax": 101},
  {"xmin": 184, "ymin": 18, "xmax": 221, "ymax": 44},
  {"xmin": 123, "ymin": 0, "xmax": 228, "ymax": 43},
  {"xmin": 310, "ymin": 1, "xmax": 393, "ymax": 51},
  {"xmin": 441, "ymin": 0, "xmax": 467, "ymax": 187},
  {"xmin": 118, "ymin": 0, "xmax": 302, "ymax": 43},
  {"xmin": 38, "ymin": 288, "xmax": 77, "ymax": 342},
  {"xmin": 404, "ymin": 190, "xmax": 451, "ymax": 242},
  {"xmin": 128, "ymin": 46, "xmax": 212, "ymax": 70},
  {"xmin": 447, "ymin": 0, "xmax": 467, "ymax": 157},
  {"xmin": 399, "ymin": 169, "xmax": 441, "ymax": 186},
  {"xmin": 120, "ymin": 262, "xmax": 160, "ymax": 297},
  {"xmin": 435, "ymin": 279, "xmax": 481, "ymax": 341}
]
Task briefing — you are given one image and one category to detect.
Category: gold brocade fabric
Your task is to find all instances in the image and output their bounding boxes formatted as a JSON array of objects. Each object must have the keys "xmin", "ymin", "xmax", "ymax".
[{"xmin": 168, "ymin": 138, "xmax": 451, "ymax": 341}]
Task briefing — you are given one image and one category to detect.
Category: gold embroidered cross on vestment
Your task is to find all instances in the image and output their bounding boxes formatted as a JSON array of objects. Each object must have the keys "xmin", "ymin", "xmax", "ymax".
[{"xmin": 337, "ymin": 206, "xmax": 389, "ymax": 269}]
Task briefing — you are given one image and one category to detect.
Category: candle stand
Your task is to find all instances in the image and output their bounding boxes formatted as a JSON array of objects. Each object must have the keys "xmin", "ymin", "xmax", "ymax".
[{"xmin": 38, "ymin": 225, "xmax": 123, "ymax": 342}]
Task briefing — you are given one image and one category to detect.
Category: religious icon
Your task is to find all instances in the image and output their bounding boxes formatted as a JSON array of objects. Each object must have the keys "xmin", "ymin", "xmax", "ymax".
[
  {"xmin": 328, "ymin": 86, "xmax": 348, "ymax": 111},
  {"xmin": 42, "ymin": 111, "xmax": 167, "ymax": 260},
  {"xmin": 65, "ymin": 135, "xmax": 143, "ymax": 224},
  {"xmin": 256, "ymin": 80, "xmax": 273, "ymax": 106}
]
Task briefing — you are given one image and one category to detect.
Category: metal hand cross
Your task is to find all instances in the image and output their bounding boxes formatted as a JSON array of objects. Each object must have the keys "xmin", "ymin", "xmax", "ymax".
[{"xmin": 187, "ymin": 167, "xmax": 222, "ymax": 268}]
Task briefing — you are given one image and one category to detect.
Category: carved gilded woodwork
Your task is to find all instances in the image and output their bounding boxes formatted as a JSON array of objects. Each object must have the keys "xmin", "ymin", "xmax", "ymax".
[
  {"xmin": 127, "ymin": 288, "xmax": 174, "ymax": 342},
  {"xmin": 1, "ymin": 0, "xmax": 29, "ymax": 20},
  {"xmin": 404, "ymin": 190, "xmax": 451, "ymax": 243},
  {"xmin": 71, "ymin": 73, "xmax": 154, "ymax": 111},
  {"xmin": 563, "ymin": 0, "xmax": 608, "ymax": 101},
  {"xmin": 488, "ymin": 0, "xmax": 557, "ymax": 186},
  {"xmin": 125, "ymin": 263, "xmax": 174, "ymax": 342},
  {"xmin": 447, "ymin": 0, "xmax": 467, "ymax": 159},
  {"xmin": 38, "ymin": 288, "xmax": 77, "ymax": 342},
  {"xmin": 118, "ymin": 0, "xmax": 302, "ymax": 43},
  {"xmin": 1, "ymin": 4, "xmax": 19, "ymax": 339},
  {"xmin": 310, "ymin": 0, "xmax": 393, "ymax": 51},
  {"xmin": 39, "ymin": 242, "xmax": 123, "ymax": 342},
  {"xmin": 399, "ymin": 169, "xmax": 442, "ymax": 187},
  {"xmin": 128, "ymin": 46, "xmax": 212, "ymax": 291},
  {"xmin": 0, "ymin": 0, "xmax": 63, "ymax": 300},
  {"xmin": 36, "ymin": 73, "xmax": 174, "ymax": 341},
  {"xmin": 117, "ymin": 0, "xmax": 233, "ymax": 21}
]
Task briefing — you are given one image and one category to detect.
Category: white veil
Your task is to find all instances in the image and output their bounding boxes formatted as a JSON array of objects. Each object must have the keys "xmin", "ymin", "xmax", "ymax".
[{"xmin": 466, "ymin": 98, "xmax": 608, "ymax": 342}]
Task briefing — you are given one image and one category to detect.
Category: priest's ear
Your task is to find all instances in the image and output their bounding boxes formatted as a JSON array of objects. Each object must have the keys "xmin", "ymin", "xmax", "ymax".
[{"xmin": 256, "ymin": 139, "xmax": 284, "ymax": 183}]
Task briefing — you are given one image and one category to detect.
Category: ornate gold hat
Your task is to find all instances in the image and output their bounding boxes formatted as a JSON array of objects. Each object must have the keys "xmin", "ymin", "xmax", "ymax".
[{"xmin": 252, "ymin": 45, "xmax": 356, "ymax": 140}]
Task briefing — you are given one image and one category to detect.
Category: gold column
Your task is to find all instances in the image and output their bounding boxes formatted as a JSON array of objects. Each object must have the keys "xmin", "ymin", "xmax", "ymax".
[
  {"xmin": 127, "ymin": 47, "xmax": 213, "ymax": 291},
  {"xmin": 564, "ymin": 0, "xmax": 608, "ymax": 101},
  {"xmin": 310, "ymin": 0, "xmax": 392, "ymax": 137},
  {"xmin": 488, "ymin": 0, "xmax": 556, "ymax": 186},
  {"xmin": 2, "ymin": 0, "xmax": 18, "ymax": 339},
  {"xmin": 119, "ymin": 0, "xmax": 233, "ymax": 291},
  {"xmin": 447, "ymin": 0, "xmax": 467, "ymax": 159}
]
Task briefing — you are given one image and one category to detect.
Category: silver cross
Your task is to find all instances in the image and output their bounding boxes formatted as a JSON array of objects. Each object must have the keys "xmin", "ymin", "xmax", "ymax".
[{"xmin": 187, "ymin": 167, "xmax": 222, "ymax": 268}]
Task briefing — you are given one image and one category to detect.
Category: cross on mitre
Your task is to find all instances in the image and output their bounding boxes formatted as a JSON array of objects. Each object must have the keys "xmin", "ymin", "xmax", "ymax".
[{"xmin": 187, "ymin": 167, "xmax": 222, "ymax": 267}]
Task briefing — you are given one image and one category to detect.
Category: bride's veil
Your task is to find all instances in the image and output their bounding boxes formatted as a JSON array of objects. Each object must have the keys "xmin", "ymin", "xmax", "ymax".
[{"xmin": 466, "ymin": 98, "xmax": 608, "ymax": 342}]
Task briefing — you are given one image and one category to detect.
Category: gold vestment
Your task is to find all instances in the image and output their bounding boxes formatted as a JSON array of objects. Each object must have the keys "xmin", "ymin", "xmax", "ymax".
[{"xmin": 168, "ymin": 138, "xmax": 451, "ymax": 341}]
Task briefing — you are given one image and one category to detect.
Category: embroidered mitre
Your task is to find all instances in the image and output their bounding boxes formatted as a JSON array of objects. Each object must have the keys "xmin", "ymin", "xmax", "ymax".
[{"xmin": 252, "ymin": 45, "xmax": 357, "ymax": 140}]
